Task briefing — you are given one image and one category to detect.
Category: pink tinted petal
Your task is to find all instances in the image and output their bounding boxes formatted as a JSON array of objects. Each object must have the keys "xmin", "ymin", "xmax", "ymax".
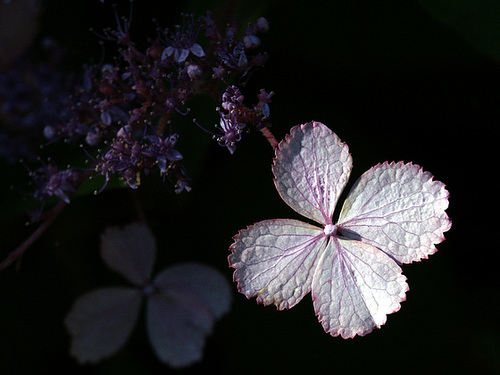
[
  {"xmin": 153, "ymin": 263, "xmax": 232, "ymax": 319},
  {"xmin": 146, "ymin": 263, "xmax": 231, "ymax": 367},
  {"xmin": 146, "ymin": 289, "xmax": 214, "ymax": 368},
  {"xmin": 100, "ymin": 222, "xmax": 156, "ymax": 285},
  {"xmin": 229, "ymin": 219, "xmax": 326, "ymax": 310},
  {"xmin": 312, "ymin": 238, "xmax": 407, "ymax": 339},
  {"xmin": 64, "ymin": 287, "xmax": 142, "ymax": 364},
  {"xmin": 273, "ymin": 122, "xmax": 352, "ymax": 225},
  {"xmin": 338, "ymin": 162, "xmax": 451, "ymax": 264}
]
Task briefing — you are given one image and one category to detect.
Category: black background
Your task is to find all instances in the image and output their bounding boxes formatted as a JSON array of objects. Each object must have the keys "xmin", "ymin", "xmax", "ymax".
[{"xmin": 0, "ymin": 0, "xmax": 497, "ymax": 374}]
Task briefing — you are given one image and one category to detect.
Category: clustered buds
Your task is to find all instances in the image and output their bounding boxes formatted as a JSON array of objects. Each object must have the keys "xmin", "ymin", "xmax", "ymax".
[
  {"xmin": 1, "ymin": 9, "xmax": 271, "ymax": 214},
  {"xmin": 95, "ymin": 125, "xmax": 187, "ymax": 192},
  {"xmin": 214, "ymin": 85, "xmax": 273, "ymax": 154}
]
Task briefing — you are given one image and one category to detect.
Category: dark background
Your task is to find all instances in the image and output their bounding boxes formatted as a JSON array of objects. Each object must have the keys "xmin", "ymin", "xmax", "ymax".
[{"xmin": 0, "ymin": 0, "xmax": 497, "ymax": 374}]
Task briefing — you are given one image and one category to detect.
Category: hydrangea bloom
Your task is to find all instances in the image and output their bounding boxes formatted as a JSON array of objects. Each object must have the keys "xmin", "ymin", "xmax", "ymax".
[
  {"xmin": 229, "ymin": 121, "xmax": 451, "ymax": 338},
  {"xmin": 65, "ymin": 222, "xmax": 231, "ymax": 367}
]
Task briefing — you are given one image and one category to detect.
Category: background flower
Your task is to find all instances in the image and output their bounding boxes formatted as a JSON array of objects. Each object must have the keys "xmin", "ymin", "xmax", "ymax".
[{"xmin": 65, "ymin": 222, "xmax": 231, "ymax": 368}]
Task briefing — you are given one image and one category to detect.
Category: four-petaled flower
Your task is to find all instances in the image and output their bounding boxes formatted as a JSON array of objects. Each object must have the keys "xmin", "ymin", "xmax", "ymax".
[
  {"xmin": 65, "ymin": 222, "xmax": 231, "ymax": 368},
  {"xmin": 229, "ymin": 121, "xmax": 451, "ymax": 338}
]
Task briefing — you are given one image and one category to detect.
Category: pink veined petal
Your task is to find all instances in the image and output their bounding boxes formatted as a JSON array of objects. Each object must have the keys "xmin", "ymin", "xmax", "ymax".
[
  {"xmin": 146, "ymin": 288, "xmax": 215, "ymax": 368},
  {"xmin": 312, "ymin": 238, "xmax": 408, "ymax": 339},
  {"xmin": 146, "ymin": 263, "xmax": 231, "ymax": 367},
  {"xmin": 338, "ymin": 162, "xmax": 451, "ymax": 264},
  {"xmin": 229, "ymin": 219, "xmax": 326, "ymax": 310},
  {"xmin": 153, "ymin": 263, "xmax": 232, "ymax": 320},
  {"xmin": 64, "ymin": 287, "xmax": 142, "ymax": 364},
  {"xmin": 273, "ymin": 122, "xmax": 352, "ymax": 225},
  {"xmin": 100, "ymin": 222, "xmax": 156, "ymax": 286}
]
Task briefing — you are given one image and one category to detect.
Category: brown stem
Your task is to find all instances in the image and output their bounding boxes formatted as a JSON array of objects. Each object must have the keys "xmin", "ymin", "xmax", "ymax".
[
  {"xmin": 157, "ymin": 111, "xmax": 170, "ymax": 136},
  {"xmin": 259, "ymin": 126, "xmax": 279, "ymax": 149},
  {"xmin": 0, "ymin": 200, "xmax": 66, "ymax": 270},
  {"xmin": 0, "ymin": 169, "xmax": 94, "ymax": 271}
]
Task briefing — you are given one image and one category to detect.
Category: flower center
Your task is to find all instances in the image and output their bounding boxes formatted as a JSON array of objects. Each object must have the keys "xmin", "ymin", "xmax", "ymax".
[
  {"xmin": 323, "ymin": 224, "xmax": 338, "ymax": 237},
  {"xmin": 142, "ymin": 282, "xmax": 156, "ymax": 297}
]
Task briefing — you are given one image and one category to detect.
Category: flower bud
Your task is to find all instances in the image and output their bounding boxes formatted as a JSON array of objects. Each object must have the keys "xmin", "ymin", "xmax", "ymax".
[
  {"xmin": 256, "ymin": 17, "xmax": 269, "ymax": 33},
  {"xmin": 186, "ymin": 63, "xmax": 202, "ymax": 80},
  {"xmin": 243, "ymin": 35, "xmax": 261, "ymax": 49}
]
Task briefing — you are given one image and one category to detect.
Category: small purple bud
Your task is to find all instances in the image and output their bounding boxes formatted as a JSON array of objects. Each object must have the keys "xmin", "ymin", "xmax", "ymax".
[
  {"xmin": 43, "ymin": 125, "xmax": 56, "ymax": 139},
  {"xmin": 186, "ymin": 63, "xmax": 202, "ymax": 80},
  {"xmin": 100, "ymin": 111, "xmax": 112, "ymax": 126},
  {"xmin": 86, "ymin": 127, "xmax": 101, "ymax": 146},
  {"xmin": 130, "ymin": 108, "xmax": 144, "ymax": 123},
  {"xmin": 256, "ymin": 17, "xmax": 270, "ymax": 33},
  {"xmin": 175, "ymin": 178, "xmax": 191, "ymax": 194},
  {"xmin": 251, "ymin": 52, "xmax": 268, "ymax": 67},
  {"xmin": 117, "ymin": 125, "xmax": 132, "ymax": 139},
  {"xmin": 225, "ymin": 27, "xmax": 235, "ymax": 40},
  {"xmin": 243, "ymin": 35, "xmax": 261, "ymax": 49},
  {"xmin": 257, "ymin": 89, "xmax": 274, "ymax": 104}
]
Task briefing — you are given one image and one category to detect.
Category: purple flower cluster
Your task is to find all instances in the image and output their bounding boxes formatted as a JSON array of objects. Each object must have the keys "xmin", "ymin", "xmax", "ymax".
[
  {"xmin": 201, "ymin": 13, "xmax": 269, "ymax": 81},
  {"xmin": 3, "ymin": 9, "xmax": 271, "ymax": 212},
  {"xmin": 0, "ymin": 39, "xmax": 76, "ymax": 163},
  {"xmin": 95, "ymin": 125, "xmax": 187, "ymax": 193},
  {"xmin": 29, "ymin": 162, "xmax": 80, "ymax": 205},
  {"xmin": 212, "ymin": 85, "xmax": 274, "ymax": 153}
]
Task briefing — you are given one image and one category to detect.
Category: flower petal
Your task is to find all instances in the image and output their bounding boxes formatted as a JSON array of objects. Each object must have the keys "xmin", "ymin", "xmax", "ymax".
[
  {"xmin": 100, "ymin": 222, "xmax": 156, "ymax": 285},
  {"xmin": 190, "ymin": 43, "xmax": 205, "ymax": 57},
  {"xmin": 229, "ymin": 219, "xmax": 326, "ymax": 309},
  {"xmin": 273, "ymin": 122, "xmax": 352, "ymax": 225},
  {"xmin": 153, "ymin": 263, "xmax": 232, "ymax": 320},
  {"xmin": 175, "ymin": 48, "xmax": 190, "ymax": 63},
  {"xmin": 64, "ymin": 287, "xmax": 142, "ymax": 364},
  {"xmin": 146, "ymin": 288, "xmax": 214, "ymax": 368},
  {"xmin": 312, "ymin": 238, "xmax": 408, "ymax": 338},
  {"xmin": 338, "ymin": 162, "xmax": 451, "ymax": 264},
  {"xmin": 146, "ymin": 263, "xmax": 231, "ymax": 367}
]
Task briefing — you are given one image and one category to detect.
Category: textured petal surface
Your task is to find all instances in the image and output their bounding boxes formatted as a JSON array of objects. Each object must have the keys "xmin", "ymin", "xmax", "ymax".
[
  {"xmin": 273, "ymin": 122, "xmax": 352, "ymax": 225},
  {"xmin": 100, "ymin": 222, "xmax": 156, "ymax": 285},
  {"xmin": 229, "ymin": 219, "xmax": 326, "ymax": 309},
  {"xmin": 146, "ymin": 288, "xmax": 214, "ymax": 368},
  {"xmin": 153, "ymin": 263, "xmax": 232, "ymax": 319},
  {"xmin": 312, "ymin": 238, "xmax": 408, "ymax": 338},
  {"xmin": 64, "ymin": 287, "xmax": 142, "ymax": 364},
  {"xmin": 338, "ymin": 162, "xmax": 451, "ymax": 264},
  {"xmin": 146, "ymin": 263, "xmax": 231, "ymax": 368}
]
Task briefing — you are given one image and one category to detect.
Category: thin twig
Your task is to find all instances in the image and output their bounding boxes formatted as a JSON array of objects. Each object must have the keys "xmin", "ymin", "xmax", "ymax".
[
  {"xmin": 0, "ymin": 169, "xmax": 94, "ymax": 271},
  {"xmin": 0, "ymin": 200, "xmax": 66, "ymax": 270},
  {"xmin": 260, "ymin": 126, "xmax": 279, "ymax": 149}
]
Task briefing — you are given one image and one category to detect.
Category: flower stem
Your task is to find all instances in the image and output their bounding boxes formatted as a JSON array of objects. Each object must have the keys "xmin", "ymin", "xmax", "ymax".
[
  {"xmin": 0, "ymin": 200, "xmax": 66, "ymax": 270},
  {"xmin": 260, "ymin": 126, "xmax": 278, "ymax": 149},
  {"xmin": 0, "ymin": 169, "xmax": 93, "ymax": 271}
]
